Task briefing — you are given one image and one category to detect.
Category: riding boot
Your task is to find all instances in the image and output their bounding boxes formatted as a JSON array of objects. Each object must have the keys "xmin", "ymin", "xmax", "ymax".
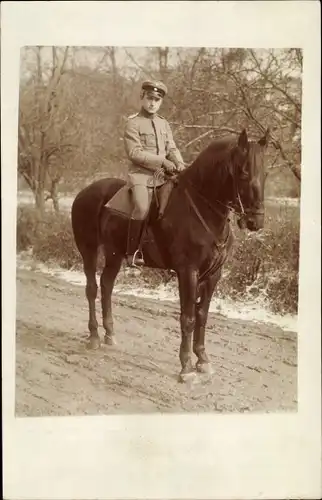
[{"xmin": 126, "ymin": 219, "xmax": 145, "ymax": 267}]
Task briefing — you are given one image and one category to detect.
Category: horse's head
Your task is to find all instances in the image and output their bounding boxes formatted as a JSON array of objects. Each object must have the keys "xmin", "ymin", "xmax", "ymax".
[{"xmin": 231, "ymin": 128, "xmax": 269, "ymax": 231}]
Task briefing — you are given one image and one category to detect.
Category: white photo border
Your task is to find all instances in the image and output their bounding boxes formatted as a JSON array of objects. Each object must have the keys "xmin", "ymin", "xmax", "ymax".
[{"xmin": 2, "ymin": 2, "xmax": 321, "ymax": 499}]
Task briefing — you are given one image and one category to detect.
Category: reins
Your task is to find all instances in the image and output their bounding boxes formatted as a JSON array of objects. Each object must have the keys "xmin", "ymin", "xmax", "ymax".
[
  {"xmin": 181, "ymin": 179, "xmax": 233, "ymax": 283},
  {"xmin": 184, "ymin": 188, "xmax": 214, "ymax": 236},
  {"xmin": 153, "ymin": 168, "xmax": 165, "ymax": 208}
]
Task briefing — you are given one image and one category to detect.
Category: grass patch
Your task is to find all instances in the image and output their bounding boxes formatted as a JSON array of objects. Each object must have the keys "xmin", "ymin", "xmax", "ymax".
[
  {"xmin": 219, "ymin": 211, "xmax": 299, "ymax": 314},
  {"xmin": 16, "ymin": 206, "xmax": 81, "ymax": 270}
]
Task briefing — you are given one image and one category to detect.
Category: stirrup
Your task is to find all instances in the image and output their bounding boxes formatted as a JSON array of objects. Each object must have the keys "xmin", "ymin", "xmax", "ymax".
[{"xmin": 127, "ymin": 249, "xmax": 145, "ymax": 268}]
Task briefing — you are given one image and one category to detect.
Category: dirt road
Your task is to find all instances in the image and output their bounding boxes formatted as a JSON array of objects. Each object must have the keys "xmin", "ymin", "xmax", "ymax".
[{"xmin": 15, "ymin": 268, "xmax": 297, "ymax": 416}]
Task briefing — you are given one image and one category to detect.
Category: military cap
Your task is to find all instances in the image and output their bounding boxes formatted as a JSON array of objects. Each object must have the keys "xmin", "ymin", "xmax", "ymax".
[{"xmin": 141, "ymin": 80, "xmax": 168, "ymax": 98}]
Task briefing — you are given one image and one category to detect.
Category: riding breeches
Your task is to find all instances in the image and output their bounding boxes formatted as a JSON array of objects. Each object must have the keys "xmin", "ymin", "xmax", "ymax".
[{"xmin": 130, "ymin": 183, "xmax": 150, "ymax": 220}]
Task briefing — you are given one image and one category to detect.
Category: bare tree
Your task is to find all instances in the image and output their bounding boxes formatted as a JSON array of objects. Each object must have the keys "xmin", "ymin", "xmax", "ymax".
[
  {"xmin": 18, "ymin": 46, "xmax": 74, "ymax": 214},
  {"xmin": 221, "ymin": 49, "xmax": 302, "ymax": 180},
  {"xmin": 18, "ymin": 46, "xmax": 302, "ymax": 213},
  {"xmin": 162, "ymin": 48, "xmax": 301, "ymax": 182}
]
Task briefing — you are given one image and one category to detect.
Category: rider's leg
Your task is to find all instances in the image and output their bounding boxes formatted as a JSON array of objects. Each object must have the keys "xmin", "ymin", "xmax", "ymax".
[
  {"xmin": 131, "ymin": 184, "xmax": 150, "ymax": 220},
  {"xmin": 126, "ymin": 184, "xmax": 149, "ymax": 267}
]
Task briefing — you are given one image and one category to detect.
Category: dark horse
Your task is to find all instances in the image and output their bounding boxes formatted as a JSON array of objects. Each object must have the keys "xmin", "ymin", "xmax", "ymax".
[{"xmin": 71, "ymin": 128, "xmax": 269, "ymax": 382}]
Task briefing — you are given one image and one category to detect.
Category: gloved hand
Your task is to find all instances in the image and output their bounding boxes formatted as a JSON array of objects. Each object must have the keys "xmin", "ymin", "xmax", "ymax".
[
  {"xmin": 176, "ymin": 163, "xmax": 186, "ymax": 172},
  {"xmin": 162, "ymin": 159, "xmax": 176, "ymax": 175}
]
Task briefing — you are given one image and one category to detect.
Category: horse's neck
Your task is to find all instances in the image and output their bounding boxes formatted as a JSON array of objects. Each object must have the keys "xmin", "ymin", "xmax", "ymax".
[
  {"xmin": 182, "ymin": 163, "xmax": 233, "ymax": 211},
  {"xmin": 178, "ymin": 164, "xmax": 232, "ymax": 235}
]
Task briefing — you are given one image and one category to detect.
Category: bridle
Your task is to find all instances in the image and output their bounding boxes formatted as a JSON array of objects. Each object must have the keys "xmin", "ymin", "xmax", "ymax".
[
  {"xmin": 230, "ymin": 143, "xmax": 265, "ymax": 222},
  {"xmin": 183, "ymin": 143, "xmax": 264, "ymax": 231}
]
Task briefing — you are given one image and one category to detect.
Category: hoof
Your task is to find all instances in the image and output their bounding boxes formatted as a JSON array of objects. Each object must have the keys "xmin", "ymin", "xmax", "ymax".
[
  {"xmin": 178, "ymin": 370, "xmax": 197, "ymax": 384},
  {"xmin": 86, "ymin": 336, "xmax": 101, "ymax": 350},
  {"xmin": 104, "ymin": 335, "xmax": 117, "ymax": 346},
  {"xmin": 196, "ymin": 362, "xmax": 213, "ymax": 375}
]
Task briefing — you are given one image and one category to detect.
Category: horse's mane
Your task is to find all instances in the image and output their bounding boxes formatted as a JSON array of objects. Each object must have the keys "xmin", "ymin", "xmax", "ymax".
[{"xmin": 180, "ymin": 135, "xmax": 237, "ymax": 188}]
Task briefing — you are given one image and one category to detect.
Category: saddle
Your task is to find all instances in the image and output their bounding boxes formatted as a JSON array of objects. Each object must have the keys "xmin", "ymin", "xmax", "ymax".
[{"xmin": 104, "ymin": 178, "xmax": 175, "ymax": 220}]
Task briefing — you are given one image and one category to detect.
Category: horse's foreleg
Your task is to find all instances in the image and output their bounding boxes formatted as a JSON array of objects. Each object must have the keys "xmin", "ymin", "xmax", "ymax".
[
  {"xmin": 83, "ymin": 250, "xmax": 100, "ymax": 349},
  {"xmin": 177, "ymin": 268, "xmax": 199, "ymax": 382},
  {"xmin": 100, "ymin": 254, "xmax": 122, "ymax": 346},
  {"xmin": 193, "ymin": 271, "xmax": 221, "ymax": 374}
]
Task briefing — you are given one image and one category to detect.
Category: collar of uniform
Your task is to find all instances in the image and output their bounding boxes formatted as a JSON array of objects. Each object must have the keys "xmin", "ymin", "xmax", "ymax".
[{"xmin": 139, "ymin": 108, "xmax": 157, "ymax": 119}]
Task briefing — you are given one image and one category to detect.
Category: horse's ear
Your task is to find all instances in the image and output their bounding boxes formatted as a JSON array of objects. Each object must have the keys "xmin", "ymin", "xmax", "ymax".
[
  {"xmin": 238, "ymin": 128, "xmax": 249, "ymax": 152},
  {"xmin": 258, "ymin": 128, "xmax": 270, "ymax": 147}
]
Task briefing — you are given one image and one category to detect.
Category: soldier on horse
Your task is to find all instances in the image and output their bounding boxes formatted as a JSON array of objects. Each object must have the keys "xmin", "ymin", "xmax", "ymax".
[
  {"xmin": 71, "ymin": 82, "xmax": 270, "ymax": 380},
  {"xmin": 123, "ymin": 80, "xmax": 185, "ymax": 267}
]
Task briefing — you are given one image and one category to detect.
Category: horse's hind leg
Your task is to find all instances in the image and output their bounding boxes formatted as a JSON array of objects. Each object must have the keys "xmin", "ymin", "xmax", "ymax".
[
  {"xmin": 82, "ymin": 247, "xmax": 100, "ymax": 349},
  {"xmin": 100, "ymin": 251, "xmax": 123, "ymax": 346}
]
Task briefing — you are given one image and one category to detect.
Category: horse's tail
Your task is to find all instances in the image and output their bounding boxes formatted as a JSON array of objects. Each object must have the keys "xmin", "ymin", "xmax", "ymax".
[{"xmin": 71, "ymin": 178, "xmax": 125, "ymax": 255}]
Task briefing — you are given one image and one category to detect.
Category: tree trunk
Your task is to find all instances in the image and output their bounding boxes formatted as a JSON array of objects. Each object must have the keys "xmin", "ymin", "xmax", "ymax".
[
  {"xmin": 36, "ymin": 46, "xmax": 43, "ymax": 84},
  {"xmin": 35, "ymin": 189, "xmax": 46, "ymax": 217},
  {"xmin": 158, "ymin": 47, "xmax": 169, "ymax": 80},
  {"xmin": 109, "ymin": 47, "xmax": 118, "ymax": 91},
  {"xmin": 50, "ymin": 180, "xmax": 60, "ymax": 213}
]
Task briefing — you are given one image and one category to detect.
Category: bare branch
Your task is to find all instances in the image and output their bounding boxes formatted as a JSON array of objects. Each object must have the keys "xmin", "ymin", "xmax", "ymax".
[
  {"xmin": 188, "ymin": 87, "xmax": 229, "ymax": 97},
  {"xmin": 248, "ymin": 50, "xmax": 301, "ymax": 113},
  {"xmin": 189, "ymin": 47, "xmax": 206, "ymax": 86},
  {"xmin": 123, "ymin": 49, "xmax": 156, "ymax": 79},
  {"xmin": 184, "ymin": 130, "xmax": 214, "ymax": 148},
  {"xmin": 170, "ymin": 123, "xmax": 238, "ymax": 134}
]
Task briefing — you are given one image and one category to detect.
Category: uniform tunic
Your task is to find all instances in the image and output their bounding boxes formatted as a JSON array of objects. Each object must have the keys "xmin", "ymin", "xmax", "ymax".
[{"xmin": 124, "ymin": 109, "xmax": 184, "ymax": 188}]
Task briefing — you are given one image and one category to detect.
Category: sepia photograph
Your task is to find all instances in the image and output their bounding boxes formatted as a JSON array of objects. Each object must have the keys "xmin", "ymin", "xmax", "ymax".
[
  {"xmin": 16, "ymin": 45, "xmax": 300, "ymax": 416},
  {"xmin": 2, "ymin": 2, "xmax": 321, "ymax": 500}
]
